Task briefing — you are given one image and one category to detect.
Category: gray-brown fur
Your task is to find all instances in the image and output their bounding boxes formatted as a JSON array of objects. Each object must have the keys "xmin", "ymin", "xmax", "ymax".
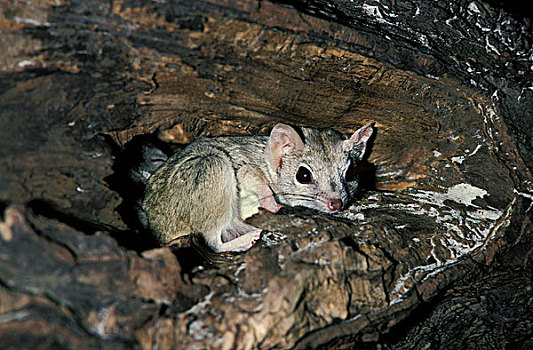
[{"xmin": 142, "ymin": 123, "xmax": 374, "ymax": 252}]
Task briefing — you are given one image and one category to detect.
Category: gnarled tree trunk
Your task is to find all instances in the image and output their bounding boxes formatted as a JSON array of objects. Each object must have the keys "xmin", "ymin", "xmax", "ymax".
[{"xmin": 0, "ymin": 0, "xmax": 531, "ymax": 349}]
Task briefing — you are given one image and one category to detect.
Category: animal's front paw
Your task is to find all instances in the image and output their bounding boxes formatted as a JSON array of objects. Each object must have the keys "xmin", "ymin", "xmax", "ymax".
[{"xmin": 261, "ymin": 197, "xmax": 282, "ymax": 214}]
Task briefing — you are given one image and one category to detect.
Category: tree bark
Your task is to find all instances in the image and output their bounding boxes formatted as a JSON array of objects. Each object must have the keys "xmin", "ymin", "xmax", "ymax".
[{"xmin": 0, "ymin": 0, "xmax": 531, "ymax": 349}]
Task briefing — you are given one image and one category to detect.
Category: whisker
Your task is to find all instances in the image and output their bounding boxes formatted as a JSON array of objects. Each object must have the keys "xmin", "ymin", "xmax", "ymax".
[
  {"xmin": 264, "ymin": 192, "xmax": 319, "ymax": 202},
  {"xmin": 267, "ymin": 191, "xmax": 336, "ymax": 202}
]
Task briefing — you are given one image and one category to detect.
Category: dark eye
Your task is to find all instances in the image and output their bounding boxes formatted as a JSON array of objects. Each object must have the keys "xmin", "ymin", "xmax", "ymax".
[
  {"xmin": 345, "ymin": 161, "xmax": 357, "ymax": 182},
  {"xmin": 296, "ymin": 166, "xmax": 313, "ymax": 184}
]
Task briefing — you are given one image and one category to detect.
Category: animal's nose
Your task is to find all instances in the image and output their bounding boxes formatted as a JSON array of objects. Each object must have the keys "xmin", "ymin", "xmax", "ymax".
[{"xmin": 327, "ymin": 198, "xmax": 343, "ymax": 211}]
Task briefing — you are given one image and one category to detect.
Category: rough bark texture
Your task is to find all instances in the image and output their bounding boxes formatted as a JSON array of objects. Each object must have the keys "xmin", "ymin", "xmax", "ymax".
[{"xmin": 0, "ymin": 0, "xmax": 531, "ymax": 349}]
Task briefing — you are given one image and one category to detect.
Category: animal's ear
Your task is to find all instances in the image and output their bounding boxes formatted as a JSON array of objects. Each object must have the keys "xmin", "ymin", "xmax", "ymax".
[
  {"xmin": 344, "ymin": 122, "xmax": 374, "ymax": 159},
  {"xmin": 265, "ymin": 123, "xmax": 304, "ymax": 172}
]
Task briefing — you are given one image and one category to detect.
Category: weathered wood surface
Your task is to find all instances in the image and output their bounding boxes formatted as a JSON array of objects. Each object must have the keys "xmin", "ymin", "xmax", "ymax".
[{"xmin": 0, "ymin": 0, "xmax": 532, "ymax": 349}]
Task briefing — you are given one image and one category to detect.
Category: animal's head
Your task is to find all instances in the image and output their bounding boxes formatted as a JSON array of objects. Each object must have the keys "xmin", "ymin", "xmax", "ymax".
[{"xmin": 264, "ymin": 122, "xmax": 374, "ymax": 213}]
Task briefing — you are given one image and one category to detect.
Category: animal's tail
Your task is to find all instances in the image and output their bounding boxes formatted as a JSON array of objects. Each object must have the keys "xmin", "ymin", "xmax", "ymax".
[
  {"xmin": 107, "ymin": 135, "xmax": 172, "ymax": 231},
  {"xmin": 128, "ymin": 143, "xmax": 169, "ymax": 186}
]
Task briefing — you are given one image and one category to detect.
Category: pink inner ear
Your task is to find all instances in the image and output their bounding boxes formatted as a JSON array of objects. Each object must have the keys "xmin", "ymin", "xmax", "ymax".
[
  {"xmin": 349, "ymin": 123, "xmax": 374, "ymax": 146},
  {"xmin": 281, "ymin": 139, "xmax": 293, "ymax": 156},
  {"xmin": 277, "ymin": 135, "xmax": 297, "ymax": 167},
  {"xmin": 265, "ymin": 123, "xmax": 304, "ymax": 172},
  {"xmin": 345, "ymin": 123, "xmax": 374, "ymax": 158},
  {"xmin": 265, "ymin": 141, "xmax": 282, "ymax": 171}
]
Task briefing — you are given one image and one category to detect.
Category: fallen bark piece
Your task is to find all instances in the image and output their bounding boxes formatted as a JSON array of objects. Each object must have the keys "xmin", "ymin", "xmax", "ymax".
[{"xmin": 0, "ymin": 205, "xmax": 207, "ymax": 349}]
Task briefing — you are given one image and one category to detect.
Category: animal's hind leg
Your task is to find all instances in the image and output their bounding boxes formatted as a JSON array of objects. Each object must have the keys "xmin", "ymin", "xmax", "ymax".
[
  {"xmin": 212, "ymin": 221, "xmax": 262, "ymax": 252},
  {"xmin": 183, "ymin": 150, "xmax": 261, "ymax": 252}
]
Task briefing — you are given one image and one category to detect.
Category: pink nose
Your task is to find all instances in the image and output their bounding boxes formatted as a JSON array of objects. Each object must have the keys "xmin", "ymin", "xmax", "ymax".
[{"xmin": 327, "ymin": 198, "xmax": 343, "ymax": 211}]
